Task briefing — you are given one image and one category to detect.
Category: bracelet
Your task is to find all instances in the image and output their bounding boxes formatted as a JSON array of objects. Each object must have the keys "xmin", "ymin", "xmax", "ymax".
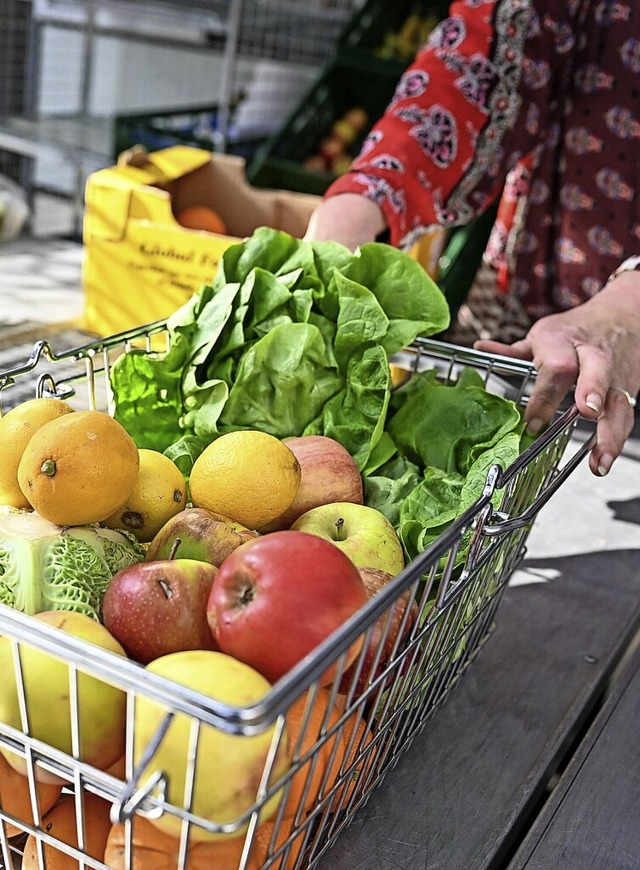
[{"xmin": 606, "ymin": 255, "xmax": 640, "ymax": 284}]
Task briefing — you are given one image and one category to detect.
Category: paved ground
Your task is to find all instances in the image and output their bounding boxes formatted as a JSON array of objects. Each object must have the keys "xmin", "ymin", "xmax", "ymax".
[{"xmin": 0, "ymin": 236, "xmax": 84, "ymax": 338}]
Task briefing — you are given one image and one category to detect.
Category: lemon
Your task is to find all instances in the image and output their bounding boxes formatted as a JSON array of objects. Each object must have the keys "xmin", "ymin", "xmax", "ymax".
[
  {"xmin": 189, "ymin": 430, "xmax": 301, "ymax": 531},
  {"xmin": 0, "ymin": 398, "xmax": 75, "ymax": 508},
  {"xmin": 17, "ymin": 410, "xmax": 139, "ymax": 526},
  {"xmin": 389, "ymin": 363, "xmax": 412, "ymax": 388},
  {"xmin": 103, "ymin": 449, "xmax": 187, "ymax": 542}
]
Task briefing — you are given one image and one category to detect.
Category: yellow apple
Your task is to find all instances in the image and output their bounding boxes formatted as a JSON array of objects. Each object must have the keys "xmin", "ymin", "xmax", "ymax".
[
  {"xmin": 0, "ymin": 610, "xmax": 127, "ymax": 784},
  {"xmin": 133, "ymin": 650, "xmax": 291, "ymax": 841}
]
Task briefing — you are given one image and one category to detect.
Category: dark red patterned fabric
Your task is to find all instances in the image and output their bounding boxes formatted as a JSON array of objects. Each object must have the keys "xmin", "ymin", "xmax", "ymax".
[{"xmin": 325, "ymin": 0, "xmax": 640, "ymax": 324}]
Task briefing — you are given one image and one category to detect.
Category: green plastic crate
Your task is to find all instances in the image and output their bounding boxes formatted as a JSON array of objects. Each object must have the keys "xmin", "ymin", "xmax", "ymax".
[
  {"xmin": 336, "ymin": 0, "xmax": 450, "ymax": 77},
  {"xmin": 437, "ymin": 201, "xmax": 500, "ymax": 319},
  {"xmin": 247, "ymin": 57, "xmax": 400, "ymax": 196}
]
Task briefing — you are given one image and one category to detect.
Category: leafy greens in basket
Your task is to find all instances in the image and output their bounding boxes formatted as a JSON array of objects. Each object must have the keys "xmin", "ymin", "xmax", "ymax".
[
  {"xmin": 111, "ymin": 227, "xmax": 450, "ymax": 470},
  {"xmin": 110, "ymin": 227, "xmax": 524, "ymax": 563}
]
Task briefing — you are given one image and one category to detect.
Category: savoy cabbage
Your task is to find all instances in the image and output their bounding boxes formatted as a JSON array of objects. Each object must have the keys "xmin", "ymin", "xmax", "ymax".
[{"xmin": 0, "ymin": 510, "xmax": 145, "ymax": 620}]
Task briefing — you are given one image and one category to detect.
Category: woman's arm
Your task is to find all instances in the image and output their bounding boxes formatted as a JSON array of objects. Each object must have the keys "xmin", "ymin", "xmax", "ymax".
[
  {"xmin": 306, "ymin": 0, "xmax": 563, "ymax": 250},
  {"xmin": 303, "ymin": 193, "xmax": 387, "ymax": 250}
]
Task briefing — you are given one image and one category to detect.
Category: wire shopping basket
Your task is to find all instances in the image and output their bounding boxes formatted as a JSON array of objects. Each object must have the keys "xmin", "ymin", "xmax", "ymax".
[{"xmin": 0, "ymin": 322, "xmax": 595, "ymax": 869}]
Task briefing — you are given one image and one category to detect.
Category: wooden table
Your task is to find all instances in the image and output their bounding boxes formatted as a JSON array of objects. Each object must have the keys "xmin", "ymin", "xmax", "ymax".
[
  {"xmin": 509, "ymin": 636, "xmax": 640, "ymax": 870},
  {"xmin": 316, "ymin": 424, "xmax": 640, "ymax": 870}
]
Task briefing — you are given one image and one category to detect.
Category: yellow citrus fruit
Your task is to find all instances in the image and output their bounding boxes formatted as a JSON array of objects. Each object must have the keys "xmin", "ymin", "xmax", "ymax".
[
  {"xmin": 17, "ymin": 410, "xmax": 140, "ymax": 526},
  {"xmin": 389, "ymin": 363, "xmax": 412, "ymax": 388},
  {"xmin": 189, "ymin": 430, "xmax": 301, "ymax": 531},
  {"xmin": 103, "ymin": 448, "xmax": 187, "ymax": 542},
  {"xmin": 0, "ymin": 398, "xmax": 75, "ymax": 508}
]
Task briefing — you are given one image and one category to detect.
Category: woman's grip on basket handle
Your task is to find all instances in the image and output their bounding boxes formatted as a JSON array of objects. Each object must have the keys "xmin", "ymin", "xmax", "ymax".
[{"xmin": 475, "ymin": 268, "xmax": 640, "ymax": 477}]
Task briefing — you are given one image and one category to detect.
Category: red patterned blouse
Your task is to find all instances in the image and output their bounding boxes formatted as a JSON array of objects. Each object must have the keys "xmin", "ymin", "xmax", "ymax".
[{"xmin": 324, "ymin": 0, "xmax": 640, "ymax": 323}]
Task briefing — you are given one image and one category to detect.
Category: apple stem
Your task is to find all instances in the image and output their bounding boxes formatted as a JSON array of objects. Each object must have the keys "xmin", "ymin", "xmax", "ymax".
[
  {"xmin": 334, "ymin": 517, "xmax": 346, "ymax": 541},
  {"xmin": 168, "ymin": 538, "xmax": 181, "ymax": 560},
  {"xmin": 158, "ymin": 578, "xmax": 173, "ymax": 599}
]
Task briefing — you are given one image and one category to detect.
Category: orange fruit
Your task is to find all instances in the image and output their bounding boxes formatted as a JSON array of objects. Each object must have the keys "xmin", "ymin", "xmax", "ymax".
[
  {"xmin": 189, "ymin": 430, "xmax": 301, "ymax": 531},
  {"xmin": 0, "ymin": 397, "xmax": 74, "ymax": 508},
  {"xmin": 102, "ymin": 448, "xmax": 187, "ymax": 542},
  {"xmin": 176, "ymin": 205, "xmax": 228, "ymax": 235},
  {"xmin": 22, "ymin": 792, "xmax": 113, "ymax": 869},
  {"xmin": 281, "ymin": 688, "xmax": 345, "ymax": 820},
  {"xmin": 333, "ymin": 711, "xmax": 377, "ymax": 807},
  {"xmin": 17, "ymin": 410, "xmax": 139, "ymax": 526},
  {"xmin": 0, "ymin": 751, "xmax": 62, "ymax": 838},
  {"xmin": 104, "ymin": 813, "xmax": 306, "ymax": 870},
  {"xmin": 104, "ymin": 816, "xmax": 262, "ymax": 870},
  {"xmin": 252, "ymin": 815, "xmax": 307, "ymax": 869}
]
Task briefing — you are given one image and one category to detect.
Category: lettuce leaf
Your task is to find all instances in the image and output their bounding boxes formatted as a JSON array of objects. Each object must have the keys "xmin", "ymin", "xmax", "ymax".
[
  {"xmin": 387, "ymin": 368, "xmax": 522, "ymax": 476},
  {"xmin": 110, "ymin": 227, "xmax": 451, "ymax": 475}
]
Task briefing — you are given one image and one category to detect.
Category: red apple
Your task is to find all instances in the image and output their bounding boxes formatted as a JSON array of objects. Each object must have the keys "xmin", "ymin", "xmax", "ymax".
[
  {"xmin": 207, "ymin": 530, "xmax": 369, "ymax": 685},
  {"xmin": 318, "ymin": 134, "xmax": 345, "ymax": 164},
  {"xmin": 102, "ymin": 560, "xmax": 219, "ymax": 664},
  {"xmin": 303, "ymin": 153, "xmax": 328, "ymax": 172},
  {"xmin": 339, "ymin": 567, "xmax": 418, "ymax": 697},
  {"xmin": 263, "ymin": 435, "xmax": 364, "ymax": 532}
]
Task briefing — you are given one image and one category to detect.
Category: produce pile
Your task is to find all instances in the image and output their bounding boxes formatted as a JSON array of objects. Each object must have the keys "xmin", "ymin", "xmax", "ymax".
[
  {"xmin": 374, "ymin": 10, "xmax": 440, "ymax": 63},
  {"xmin": 302, "ymin": 106, "xmax": 369, "ymax": 176},
  {"xmin": 111, "ymin": 228, "xmax": 526, "ymax": 562},
  {"xmin": 0, "ymin": 228, "xmax": 530, "ymax": 863}
]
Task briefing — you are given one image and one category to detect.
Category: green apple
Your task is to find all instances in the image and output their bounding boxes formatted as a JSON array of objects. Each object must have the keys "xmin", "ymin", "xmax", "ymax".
[
  {"xmin": 134, "ymin": 650, "xmax": 291, "ymax": 841},
  {"xmin": 291, "ymin": 502, "xmax": 405, "ymax": 577}
]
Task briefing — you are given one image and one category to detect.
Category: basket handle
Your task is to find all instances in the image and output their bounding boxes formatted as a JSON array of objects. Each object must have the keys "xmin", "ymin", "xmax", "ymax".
[{"xmin": 483, "ymin": 427, "xmax": 596, "ymax": 536}]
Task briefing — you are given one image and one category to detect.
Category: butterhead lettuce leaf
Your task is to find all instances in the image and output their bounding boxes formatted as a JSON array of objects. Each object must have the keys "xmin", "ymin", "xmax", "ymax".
[{"xmin": 110, "ymin": 227, "xmax": 452, "ymax": 474}]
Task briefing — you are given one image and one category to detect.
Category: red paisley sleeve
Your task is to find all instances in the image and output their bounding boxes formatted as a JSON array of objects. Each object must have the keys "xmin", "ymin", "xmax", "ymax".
[{"xmin": 323, "ymin": 0, "xmax": 537, "ymax": 249}]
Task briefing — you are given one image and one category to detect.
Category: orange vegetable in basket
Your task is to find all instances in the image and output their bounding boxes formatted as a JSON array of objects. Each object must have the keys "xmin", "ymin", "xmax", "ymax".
[
  {"xmin": 104, "ymin": 816, "xmax": 262, "ymax": 870},
  {"xmin": 104, "ymin": 813, "xmax": 305, "ymax": 870},
  {"xmin": 22, "ymin": 792, "xmax": 113, "ymax": 869},
  {"xmin": 0, "ymin": 752, "xmax": 62, "ymax": 839},
  {"xmin": 334, "ymin": 711, "xmax": 377, "ymax": 807},
  {"xmin": 176, "ymin": 205, "xmax": 228, "ymax": 235},
  {"xmin": 252, "ymin": 815, "xmax": 307, "ymax": 869},
  {"xmin": 281, "ymin": 688, "xmax": 345, "ymax": 819}
]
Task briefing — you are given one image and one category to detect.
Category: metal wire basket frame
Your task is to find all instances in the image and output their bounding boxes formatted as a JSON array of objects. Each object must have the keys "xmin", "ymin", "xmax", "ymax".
[{"xmin": 0, "ymin": 321, "xmax": 595, "ymax": 869}]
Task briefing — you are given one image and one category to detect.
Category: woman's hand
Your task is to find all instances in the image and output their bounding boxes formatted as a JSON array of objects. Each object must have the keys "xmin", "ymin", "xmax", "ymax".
[{"xmin": 474, "ymin": 271, "xmax": 640, "ymax": 476}]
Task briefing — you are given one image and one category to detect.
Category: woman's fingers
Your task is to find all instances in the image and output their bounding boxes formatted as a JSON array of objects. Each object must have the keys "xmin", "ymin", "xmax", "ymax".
[
  {"xmin": 475, "ymin": 331, "xmax": 580, "ymax": 433},
  {"xmin": 589, "ymin": 388, "xmax": 637, "ymax": 476}
]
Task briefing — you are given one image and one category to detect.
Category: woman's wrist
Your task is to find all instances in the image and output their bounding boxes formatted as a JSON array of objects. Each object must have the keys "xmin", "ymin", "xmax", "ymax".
[
  {"xmin": 598, "ymin": 266, "xmax": 640, "ymax": 320},
  {"xmin": 304, "ymin": 194, "xmax": 387, "ymax": 250}
]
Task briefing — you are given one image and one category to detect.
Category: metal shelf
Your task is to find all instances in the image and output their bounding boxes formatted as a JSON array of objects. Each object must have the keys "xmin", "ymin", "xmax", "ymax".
[{"xmin": 0, "ymin": 0, "xmax": 362, "ymax": 233}]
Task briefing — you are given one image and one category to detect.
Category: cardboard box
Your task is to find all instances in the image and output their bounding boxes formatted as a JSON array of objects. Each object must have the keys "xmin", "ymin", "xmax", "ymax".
[{"xmin": 81, "ymin": 145, "xmax": 321, "ymax": 336}]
